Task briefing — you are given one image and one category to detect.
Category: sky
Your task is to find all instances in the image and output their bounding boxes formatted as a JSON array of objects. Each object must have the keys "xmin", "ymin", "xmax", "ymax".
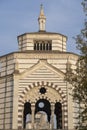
[{"xmin": 0, "ymin": 0, "xmax": 84, "ymax": 56}]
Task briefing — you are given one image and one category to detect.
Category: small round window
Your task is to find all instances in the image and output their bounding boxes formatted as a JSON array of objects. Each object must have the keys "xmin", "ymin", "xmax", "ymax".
[
  {"xmin": 38, "ymin": 102, "xmax": 44, "ymax": 108},
  {"xmin": 39, "ymin": 87, "xmax": 46, "ymax": 94}
]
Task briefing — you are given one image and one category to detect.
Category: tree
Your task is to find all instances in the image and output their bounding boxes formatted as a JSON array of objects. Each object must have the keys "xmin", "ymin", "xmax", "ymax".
[{"xmin": 66, "ymin": 0, "xmax": 87, "ymax": 129}]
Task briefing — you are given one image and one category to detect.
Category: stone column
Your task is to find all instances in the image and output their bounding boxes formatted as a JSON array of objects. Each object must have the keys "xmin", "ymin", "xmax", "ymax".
[
  {"xmin": 51, "ymin": 102, "xmax": 55, "ymax": 129},
  {"xmin": 22, "ymin": 107, "xmax": 24, "ymax": 129},
  {"xmin": 31, "ymin": 103, "xmax": 35, "ymax": 129}
]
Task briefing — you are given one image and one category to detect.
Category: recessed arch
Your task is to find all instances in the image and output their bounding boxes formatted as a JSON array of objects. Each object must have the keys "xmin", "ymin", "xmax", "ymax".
[
  {"xmin": 19, "ymin": 81, "xmax": 66, "ymax": 103},
  {"xmin": 35, "ymin": 99, "xmax": 51, "ymax": 122},
  {"xmin": 18, "ymin": 81, "xmax": 68, "ymax": 129}
]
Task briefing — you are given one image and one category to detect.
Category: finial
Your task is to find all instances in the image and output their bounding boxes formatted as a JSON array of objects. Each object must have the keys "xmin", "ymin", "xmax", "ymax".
[
  {"xmin": 38, "ymin": 4, "xmax": 46, "ymax": 31},
  {"xmin": 41, "ymin": 4, "xmax": 43, "ymax": 9},
  {"xmin": 40, "ymin": 4, "xmax": 44, "ymax": 16}
]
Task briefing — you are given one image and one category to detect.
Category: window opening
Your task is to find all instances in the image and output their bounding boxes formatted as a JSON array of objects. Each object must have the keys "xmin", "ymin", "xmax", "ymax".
[
  {"xmin": 38, "ymin": 102, "xmax": 45, "ymax": 108},
  {"xmin": 40, "ymin": 43, "xmax": 42, "ymax": 50},
  {"xmin": 34, "ymin": 40, "xmax": 52, "ymax": 51},
  {"xmin": 39, "ymin": 87, "xmax": 46, "ymax": 94}
]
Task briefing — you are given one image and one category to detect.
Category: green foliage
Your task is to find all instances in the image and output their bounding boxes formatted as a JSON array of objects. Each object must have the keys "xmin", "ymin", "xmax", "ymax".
[
  {"xmin": 66, "ymin": 35, "xmax": 87, "ymax": 129},
  {"xmin": 65, "ymin": 0, "xmax": 87, "ymax": 129}
]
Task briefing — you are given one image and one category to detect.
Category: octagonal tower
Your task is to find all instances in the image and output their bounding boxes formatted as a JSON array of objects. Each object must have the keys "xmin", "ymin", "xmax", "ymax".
[{"xmin": 0, "ymin": 5, "xmax": 79, "ymax": 130}]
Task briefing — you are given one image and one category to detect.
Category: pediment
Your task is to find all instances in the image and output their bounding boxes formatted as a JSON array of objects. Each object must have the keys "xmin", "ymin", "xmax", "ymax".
[{"xmin": 19, "ymin": 59, "xmax": 65, "ymax": 79}]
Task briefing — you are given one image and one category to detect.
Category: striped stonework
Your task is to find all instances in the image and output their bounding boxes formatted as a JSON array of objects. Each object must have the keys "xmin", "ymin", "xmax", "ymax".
[
  {"xmin": 0, "ymin": 75, "xmax": 13, "ymax": 129},
  {"xmin": 18, "ymin": 81, "xmax": 68, "ymax": 129},
  {"xmin": 0, "ymin": 8, "xmax": 79, "ymax": 129}
]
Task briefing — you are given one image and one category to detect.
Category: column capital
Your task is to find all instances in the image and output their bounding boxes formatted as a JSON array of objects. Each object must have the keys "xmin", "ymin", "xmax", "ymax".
[
  {"xmin": 31, "ymin": 102, "xmax": 35, "ymax": 129},
  {"xmin": 51, "ymin": 102, "xmax": 55, "ymax": 106},
  {"xmin": 51, "ymin": 102, "xmax": 55, "ymax": 110},
  {"xmin": 50, "ymin": 102, "xmax": 55, "ymax": 129},
  {"xmin": 31, "ymin": 102, "xmax": 35, "ymax": 106},
  {"xmin": 31, "ymin": 102, "xmax": 35, "ymax": 111}
]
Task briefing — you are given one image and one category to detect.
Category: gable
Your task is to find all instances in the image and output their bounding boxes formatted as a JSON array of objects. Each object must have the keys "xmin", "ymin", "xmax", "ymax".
[{"xmin": 19, "ymin": 59, "xmax": 65, "ymax": 79}]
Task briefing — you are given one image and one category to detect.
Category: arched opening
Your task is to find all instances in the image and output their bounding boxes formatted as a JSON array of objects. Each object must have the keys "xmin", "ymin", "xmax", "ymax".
[
  {"xmin": 21, "ymin": 83, "xmax": 64, "ymax": 129},
  {"xmin": 35, "ymin": 99, "xmax": 51, "ymax": 122},
  {"xmin": 22, "ymin": 101, "xmax": 63, "ymax": 129},
  {"xmin": 23, "ymin": 102, "xmax": 31, "ymax": 129},
  {"xmin": 55, "ymin": 102, "xmax": 62, "ymax": 129}
]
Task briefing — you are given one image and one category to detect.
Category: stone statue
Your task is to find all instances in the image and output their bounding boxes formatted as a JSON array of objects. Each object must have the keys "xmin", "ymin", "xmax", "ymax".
[{"xmin": 35, "ymin": 112, "xmax": 50, "ymax": 129}]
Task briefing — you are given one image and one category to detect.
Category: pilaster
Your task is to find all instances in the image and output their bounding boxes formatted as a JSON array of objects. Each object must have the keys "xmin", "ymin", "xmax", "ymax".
[
  {"xmin": 31, "ymin": 102, "xmax": 35, "ymax": 129},
  {"xmin": 12, "ymin": 74, "xmax": 19, "ymax": 129},
  {"xmin": 50, "ymin": 102, "xmax": 55, "ymax": 129}
]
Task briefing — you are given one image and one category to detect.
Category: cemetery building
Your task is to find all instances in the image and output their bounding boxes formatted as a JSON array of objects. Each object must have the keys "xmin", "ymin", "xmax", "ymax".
[{"xmin": 0, "ymin": 5, "xmax": 79, "ymax": 130}]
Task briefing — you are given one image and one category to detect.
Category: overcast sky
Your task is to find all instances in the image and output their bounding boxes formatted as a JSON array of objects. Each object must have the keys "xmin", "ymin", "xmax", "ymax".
[{"xmin": 0, "ymin": 0, "xmax": 84, "ymax": 56}]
